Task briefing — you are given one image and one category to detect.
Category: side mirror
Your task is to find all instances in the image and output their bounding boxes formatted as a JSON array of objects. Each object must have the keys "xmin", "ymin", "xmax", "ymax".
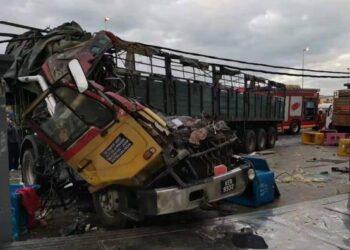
[{"xmin": 68, "ymin": 59, "xmax": 89, "ymax": 93}]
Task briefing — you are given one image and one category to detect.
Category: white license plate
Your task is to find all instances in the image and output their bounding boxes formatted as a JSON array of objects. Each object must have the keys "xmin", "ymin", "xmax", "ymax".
[{"xmin": 221, "ymin": 177, "xmax": 237, "ymax": 194}]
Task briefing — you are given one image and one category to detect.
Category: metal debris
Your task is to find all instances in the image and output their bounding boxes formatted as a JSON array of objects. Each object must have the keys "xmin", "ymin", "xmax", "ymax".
[
  {"xmin": 331, "ymin": 166, "xmax": 349, "ymax": 173},
  {"xmin": 278, "ymin": 168, "xmax": 328, "ymax": 184},
  {"xmin": 231, "ymin": 227, "xmax": 268, "ymax": 249},
  {"xmin": 307, "ymin": 158, "xmax": 349, "ymax": 164}
]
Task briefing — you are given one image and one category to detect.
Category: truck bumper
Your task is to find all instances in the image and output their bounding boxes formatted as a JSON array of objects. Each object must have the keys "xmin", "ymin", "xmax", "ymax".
[{"xmin": 137, "ymin": 166, "xmax": 250, "ymax": 216}]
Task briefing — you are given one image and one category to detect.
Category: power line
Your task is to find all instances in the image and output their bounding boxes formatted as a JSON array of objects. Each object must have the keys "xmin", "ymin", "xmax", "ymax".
[
  {"xmin": 1, "ymin": 21, "xmax": 347, "ymax": 78},
  {"xmin": 0, "ymin": 20, "xmax": 346, "ymax": 75},
  {"xmin": 0, "ymin": 20, "xmax": 45, "ymax": 32},
  {"xmin": 223, "ymin": 65, "xmax": 350, "ymax": 78},
  {"xmin": 138, "ymin": 42, "xmax": 349, "ymax": 75}
]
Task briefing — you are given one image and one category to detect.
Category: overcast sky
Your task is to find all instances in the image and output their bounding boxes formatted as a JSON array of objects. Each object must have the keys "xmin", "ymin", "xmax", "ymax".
[{"xmin": 1, "ymin": 0, "xmax": 350, "ymax": 95}]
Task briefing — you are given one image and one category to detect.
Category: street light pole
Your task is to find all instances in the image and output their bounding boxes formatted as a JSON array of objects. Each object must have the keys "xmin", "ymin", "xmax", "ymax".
[
  {"xmin": 302, "ymin": 47, "xmax": 309, "ymax": 89},
  {"xmin": 104, "ymin": 17, "xmax": 110, "ymax": 30}
]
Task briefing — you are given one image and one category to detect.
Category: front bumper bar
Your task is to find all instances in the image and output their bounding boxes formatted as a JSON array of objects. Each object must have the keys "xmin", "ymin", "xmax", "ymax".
[{"xmin": 137, "ymin": 166, "xmax": 250, "ymax": 216}]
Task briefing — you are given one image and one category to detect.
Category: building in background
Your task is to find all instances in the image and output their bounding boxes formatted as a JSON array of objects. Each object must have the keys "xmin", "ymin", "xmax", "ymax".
[{"xmin": 320, "ymin": 95, "xmax": 333, "ymax": 104}]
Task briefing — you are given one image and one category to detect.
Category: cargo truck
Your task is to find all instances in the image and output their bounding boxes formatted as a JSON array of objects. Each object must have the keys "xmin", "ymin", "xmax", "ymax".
[{"xmin": 114, "ymin": 49, "xmax": 286, "ymax": 153}]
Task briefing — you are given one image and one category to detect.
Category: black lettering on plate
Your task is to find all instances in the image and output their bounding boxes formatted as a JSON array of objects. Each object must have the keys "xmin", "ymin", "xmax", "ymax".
[
  {"xmin": 221, "ymin": 177, "xmax": 236, "ymax": 194},
  {"xmin": 101, "ymin": 134, "xmax": 133, "ymax": 164}
]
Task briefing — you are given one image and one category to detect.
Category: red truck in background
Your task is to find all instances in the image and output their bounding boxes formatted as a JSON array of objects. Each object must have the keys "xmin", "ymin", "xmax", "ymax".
[
  {"xmin": 332, "ymin": 83, "xmax": 350, "ymax": 132},
  {"xmin": 277, "ymin": 88, "xmax": 319, "ymax": 134}
]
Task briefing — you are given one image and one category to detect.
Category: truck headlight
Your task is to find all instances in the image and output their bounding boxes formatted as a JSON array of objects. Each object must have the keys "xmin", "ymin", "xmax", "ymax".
[{"xmin": 247, "ymin": 168, "xmax": 256, "ymax": 181}]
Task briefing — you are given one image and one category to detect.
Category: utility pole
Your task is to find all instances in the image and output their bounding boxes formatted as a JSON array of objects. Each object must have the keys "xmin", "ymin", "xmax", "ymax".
[
  {"xmin": 302, "ymin": 47, "xmax": 309, "ymax": 89},
  {"xmin": 0, "ymin": 55, "xmax": 13, "ymax": 243},
  {"xmin": 104, "ymin": 17, "xmax": 110, "ymax": 30}
]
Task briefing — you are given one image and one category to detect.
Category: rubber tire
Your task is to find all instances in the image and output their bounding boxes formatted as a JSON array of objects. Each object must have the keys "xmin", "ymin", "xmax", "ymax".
[
  {"xmin": 243, "ymin": 129, "xmax": 256, "ymax": 153},
  {"xmin": 256, "ymin": 129, "xmax": 267, "ymax": 151},
  {"xmin": 266, "ymin": 127, "xmax": 277, "ymax": 149},
  {"xmin": 92, "ymin": 187, "xmax": 128, "ymax": 228},
  {"xmin": 21, "ymin": 148, "xmax": 37, "ymax": 185},
  {"xmin": 328, "ymin": 122, "xmax": 333, "ymax": 130},
  {"xmin": 289, "ymin": 120, "xmax": 300, "ymax": 134}
]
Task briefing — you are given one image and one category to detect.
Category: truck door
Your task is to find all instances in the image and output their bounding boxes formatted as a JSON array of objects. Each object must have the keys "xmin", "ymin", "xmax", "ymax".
[{"xmin": 303, "ymin": 98, "xmax": 317, "ymax": 121}]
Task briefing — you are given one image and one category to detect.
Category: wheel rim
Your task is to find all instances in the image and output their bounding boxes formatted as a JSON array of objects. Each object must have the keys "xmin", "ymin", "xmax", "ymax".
[
  {"xmin": 248, "ymin": 136, "xmax": 256, "ymax": 152},
  {"xmin": 269, "ymin": 133, "xmax": 276, "ymax": 145},
  {"xmin": 23, "ymin": 153, "xmax": 35, "ymax": 185},
  {"xmin": 291, "ymin": 123, "xmax": 299, "ymax": 133},
  {"xmin": 259, "ymin": 135, "xmax": 266, "ymax": 148},
  {"xmin": 99, "ymin": 189, "xmax": 119, "ymax": 217}
]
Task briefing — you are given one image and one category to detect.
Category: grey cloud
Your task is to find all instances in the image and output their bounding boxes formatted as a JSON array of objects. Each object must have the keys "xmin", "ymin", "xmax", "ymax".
[{"xmin": 1, "ymin": 0, "xmax": 350, "ymax": 94}]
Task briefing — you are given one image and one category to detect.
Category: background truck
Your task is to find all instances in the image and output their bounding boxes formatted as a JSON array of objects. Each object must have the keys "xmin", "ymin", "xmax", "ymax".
[
  {"xmin": 276, "ymin": 87, "xmax": 319, "ymax": 134},
  {"xmin": 332, "ymin": 83, "xmax": 350, "ymax": 132},
  {"xmin": 117, "ymin": 57, "xmax": 286, "ymax": 154},
  {"xmin": 2, "ymin": 21, "xmax": 263, "ymax": 227},
  {"xmin": 103, "ymin": 39, "xmax": 286, "ymax": 154}
]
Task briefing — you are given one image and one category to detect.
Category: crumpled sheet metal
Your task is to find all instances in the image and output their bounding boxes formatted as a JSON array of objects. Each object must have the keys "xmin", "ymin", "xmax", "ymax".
[
  {"xmin": 105, "ymin": 31, "xmax": 159, "ymax": 57},
  {"xmin": 167, "ymin": 115, "xmax": 233, "ymax": 145},
  {"xmin": 4, "ymin": 22, "xmax": 159, "ymax": 94},
  {"xmin": 4, "ymin": 22, "xmax": 91, "ymax": 82},
  {"xmin": 189, "ymin": 128, "xmax": 208, "ymax": 145}
]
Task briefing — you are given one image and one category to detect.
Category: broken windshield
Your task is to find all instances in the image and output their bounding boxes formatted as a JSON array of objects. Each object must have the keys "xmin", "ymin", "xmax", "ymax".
[
  {"xmin": 30, "ymin": 86, "xmax": 115, "ymax": 149},
  {"xmin": 32, "ymin": 99, "xmax": 89, "ymax": 149},
  {"xmin": 54, "ymin": 87, "xmax": 114, "ymax": 128}
]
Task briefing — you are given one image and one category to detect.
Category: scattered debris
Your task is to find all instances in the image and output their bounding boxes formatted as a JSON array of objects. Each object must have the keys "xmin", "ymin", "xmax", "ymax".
[
  {"xmin": 331, "ymin": 166, "xmax": 349, "ymax": 173},
  {"xmin": 302, "ymin": 164, "xmax": 328, "ymax": 169},
  {"xmin": 277, "ymin": 168, "xmax": 328, "ymax": 184},
  {"xmin": 59, "ymin": 220, "xmax": 98, "ymax": 236},
  {"xmin": 306, "ymin": 158, "xmax": 348, "ymax": 164},
  {"xmin": 257, "ymin": 150, "xmax": 276, "ymax": 156},
  {"xmin": 232, "ymin": 226, "xmax": 268, "ymax": 249},
  {"xmin": 189, "ymin": 128, "xmax": 208, "ymax": 145},
  {"xmin": 311, "ymin": 178, "xmax": 327, "ymax": 183}
]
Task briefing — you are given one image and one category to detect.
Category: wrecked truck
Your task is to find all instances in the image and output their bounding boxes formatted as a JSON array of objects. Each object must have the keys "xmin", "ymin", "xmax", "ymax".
[{"xmin": 2, "ymin": 22, "xmax": 282, "ymax": 227}]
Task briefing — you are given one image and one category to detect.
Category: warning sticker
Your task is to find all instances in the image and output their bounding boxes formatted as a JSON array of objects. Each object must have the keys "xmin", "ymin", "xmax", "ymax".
[{"xmin": 101, "ymin": 134, "xmax": 133, "ymax": 164}]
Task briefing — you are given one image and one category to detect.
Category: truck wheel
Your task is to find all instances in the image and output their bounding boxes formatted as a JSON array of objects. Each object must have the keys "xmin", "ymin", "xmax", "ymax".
[
  {"xmin": 289, "ymin": 121, "xmax": 300, "ymax": 134},
  {"xmin": 243, "ymin": 130, "xmax": 256, "ymax": 153},
  {"xmin": 266, "ymin": 127, "xmax": 277, "ymax": 148},
  {"xmin": 21, "ymin": 148, "xmax": 37, "ymax": 185},
  {"xmin": 92, "ymin": 187, "xmax": 128, "ymax": 228},
  {"xmin": 328, "ymin": 122, "xmax": 333, "ymax": 130},
  {"xmin": 256, "ymin": 129, "xmax": 267, "ymax": 151}
]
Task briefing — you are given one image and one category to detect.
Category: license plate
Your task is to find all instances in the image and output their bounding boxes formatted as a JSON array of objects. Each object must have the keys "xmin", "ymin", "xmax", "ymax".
[{"xmin": 221, "ymin": 177, "xmax": 236, "ymax": 194}]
